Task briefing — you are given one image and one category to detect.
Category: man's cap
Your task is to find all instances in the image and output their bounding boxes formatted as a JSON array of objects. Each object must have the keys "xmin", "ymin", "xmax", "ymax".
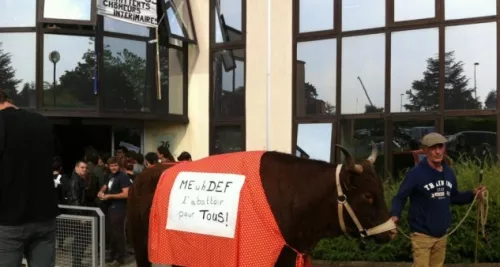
[{"xmin": 421, "ymin": 132, "xmax": 447, "ymax": 147}]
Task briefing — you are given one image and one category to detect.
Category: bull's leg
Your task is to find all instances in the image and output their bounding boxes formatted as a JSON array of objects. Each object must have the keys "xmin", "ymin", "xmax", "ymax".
[{"xmin": 275, "ymin": 246, "xmax": 299, "ymax": 267}]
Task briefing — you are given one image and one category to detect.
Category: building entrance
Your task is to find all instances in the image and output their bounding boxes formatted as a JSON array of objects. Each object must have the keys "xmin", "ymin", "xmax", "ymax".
[{"xmin": 52, "ymin": 118, "xmax": 112, "ymax": 175}]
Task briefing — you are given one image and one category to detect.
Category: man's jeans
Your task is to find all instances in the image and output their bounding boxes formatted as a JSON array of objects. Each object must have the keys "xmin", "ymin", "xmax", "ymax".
[{"xmin": 0, "ymin": 218, "xmax": 56, "ymax": 267}]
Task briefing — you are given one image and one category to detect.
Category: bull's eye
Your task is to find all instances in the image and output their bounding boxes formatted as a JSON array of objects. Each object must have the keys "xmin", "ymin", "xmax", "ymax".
[{"xmin": 363, "ymin": 193, "xmax": 373, "ymax": 204}]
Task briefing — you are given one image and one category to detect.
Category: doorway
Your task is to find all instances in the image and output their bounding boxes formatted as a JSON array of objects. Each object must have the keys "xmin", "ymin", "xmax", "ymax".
[{"xmin": 52, "ymin": 118, "xmax": 112, "ymax": 175}]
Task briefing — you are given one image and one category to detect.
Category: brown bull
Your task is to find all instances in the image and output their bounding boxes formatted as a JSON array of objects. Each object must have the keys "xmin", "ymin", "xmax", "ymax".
[
  {"xmin": 127, "ymin": 162, "xmax": 177, "ymax": 267},
  {"xmin": 127, "ymin": 145, "xmax": 395, "ymax": 267}
]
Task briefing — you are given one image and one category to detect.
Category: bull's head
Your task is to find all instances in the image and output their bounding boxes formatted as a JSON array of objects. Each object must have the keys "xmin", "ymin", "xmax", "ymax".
[{"xmin": 334, "ymin": 143, "xmax": 397, "ymax": 244}]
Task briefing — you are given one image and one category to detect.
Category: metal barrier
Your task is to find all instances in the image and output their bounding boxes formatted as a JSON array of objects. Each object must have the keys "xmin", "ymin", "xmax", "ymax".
[{"xmin": 56, "ymin": 205, "xmax": 105, "ymax": 267}]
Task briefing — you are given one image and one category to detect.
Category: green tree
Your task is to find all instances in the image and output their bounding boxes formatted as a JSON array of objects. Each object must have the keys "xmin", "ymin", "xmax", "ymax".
[
  {"xmin": 484, "ymin": 89, "xmax": 496, "ymax": 110},
  {"xmin": 405, "ymin": 51, "xmax": 480, "ymax": 111},
  {"xmin": 364, "ymin": 104, "xmax": 384, "ymax": 113}
]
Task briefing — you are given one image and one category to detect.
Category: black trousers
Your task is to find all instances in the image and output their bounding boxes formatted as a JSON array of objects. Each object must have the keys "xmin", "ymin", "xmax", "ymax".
[
  {"xmin": 108, "ymin": 209, "xmax": 126, "ymax": 263},
  {"xmin": 0, "ymin": 218, "xmax": 56, "ymax": 267}
]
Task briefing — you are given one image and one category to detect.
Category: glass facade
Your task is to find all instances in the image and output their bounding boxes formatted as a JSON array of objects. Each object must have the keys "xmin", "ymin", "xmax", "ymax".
[
  {"xmin": 0, "ymin": 0, "xmax": 195, "ymax": 120},
  {"xmin": 293, "ymin": 0, "xmax": 499, "ymax": 178}
]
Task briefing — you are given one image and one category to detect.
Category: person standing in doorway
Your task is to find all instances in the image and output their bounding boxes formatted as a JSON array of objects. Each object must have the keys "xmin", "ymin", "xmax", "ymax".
[
  {"xmin": 0, "ymin": 89, "xmax": 59, "ymax": 267},
  {"xmin": 98, "ymin": 157, "xmax": 132, "ymax": 267},
  {"xmin": 390, "ymin": 132, "xmax": 487, "ymax": 267}
]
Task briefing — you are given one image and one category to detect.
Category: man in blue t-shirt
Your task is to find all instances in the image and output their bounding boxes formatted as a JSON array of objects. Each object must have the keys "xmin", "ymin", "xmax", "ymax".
[
  {"xmin": 98, "ymin": 157, "xmax": 132, "ymax": 267},
  {"xmin": 390, "ymin": 132, "xmax": 486, "ymax": 267}
]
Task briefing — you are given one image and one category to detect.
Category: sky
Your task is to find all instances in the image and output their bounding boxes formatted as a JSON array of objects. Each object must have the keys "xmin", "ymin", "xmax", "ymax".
[{"xmin": 297, "ymin": 123, "xmax": 333, "ymax": 162}]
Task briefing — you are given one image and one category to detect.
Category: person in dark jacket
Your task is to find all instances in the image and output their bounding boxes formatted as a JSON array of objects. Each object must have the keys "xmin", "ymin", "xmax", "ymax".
[
  {"xmin": 65, "ymin": 161, "xmax": 92, "ymax": 267},
  {"xmin": 0, "ymin": 89, "xmax": 59, "ymax": 267},
  {"xmin": 98, "ymin": 157, "xmax": 132, "ymax": 266},
  {"xmin": 390, "ymin": 132, "xmax": 487, "ymax": 267}
]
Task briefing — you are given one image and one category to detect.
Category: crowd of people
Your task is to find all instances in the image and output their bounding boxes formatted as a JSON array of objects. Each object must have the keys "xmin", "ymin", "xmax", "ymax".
[{"xmin": 53, "ymin": 144, "xmax": 191, "ymax": 267}]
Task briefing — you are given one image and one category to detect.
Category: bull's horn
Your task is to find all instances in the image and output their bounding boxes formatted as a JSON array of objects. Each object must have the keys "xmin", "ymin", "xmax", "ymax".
[
  {"xmin": 335, "ymin": 144, "xmax": 363, "ymax": 174},
  {"xmin": 367, "ymin": 142, "xmax": 378, "ymax": 165}
]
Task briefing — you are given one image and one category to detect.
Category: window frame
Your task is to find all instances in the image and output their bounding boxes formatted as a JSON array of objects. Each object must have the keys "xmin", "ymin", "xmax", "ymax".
[{"xmin": 37, "ymin": 0, "xmax": 97, "ymax": 26}]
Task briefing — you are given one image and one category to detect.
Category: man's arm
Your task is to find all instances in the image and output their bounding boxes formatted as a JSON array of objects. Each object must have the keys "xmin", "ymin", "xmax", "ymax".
[
  {"xmin": 390, "ymin": 171, "xmax": 417, "ymax": 221},
  {"xmin": 450, "ymin": 172, "xmax": 474, "ymax": 205}
]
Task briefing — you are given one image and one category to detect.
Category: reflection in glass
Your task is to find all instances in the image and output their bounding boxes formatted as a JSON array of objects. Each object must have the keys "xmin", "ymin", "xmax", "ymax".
[
  {"xmin": 167, "ymin": 0, "xmax": 196, "ymax": 40},
  {"xmin": 43, "ymin": 34, "xmax": 96, "ymax": 108},
  {"xmin": 159, "ymin": 47, "xmax": 169, "ymax": 114},
  {"xmin": 342, "ymin": 0, "xmax": 385, "ymax": 31},
  {"xmin": 104, "ymin": 17, "xmax": 150, "ymax": 37},
  {"xmin": 44, "ymin": 0, "xmax": 91, "ymax": 21},
  {"xmin": 213, "ymin": 49, "xmax": 245, "ymax": 118},
  {"xmin": 341, "ymin": 34, "xmax": 384, "ymax": 114},
  {"xmin": 445, "ymin": 22, "xmax": 496, "ymax": 110},
  {"xmin": 445, "ymin": 0, "xmax": 496, "ymax": 20},
  {"xmin": 169, "ymin": 48, "xmax": 184, "ymax": 114},
  {"xmin": 297, "ymin": 123, "xmax": 333, "ymax": 162},
  {"xmin": 394, "ymin": 0, "xmax": 434, "ymax": 21},
  {"xmin": 299, "ymin": 0, "xmax": 334, "ymax": 33},
  {"xmin": 393, "ymin": 120, "xmax": 436, "ymax": 177},
  {"xmin": 0, "ymin": 0, "xmax": 36, "ymax": 27},
  {"xmin": 102, "ymin": 37, "xmax": 148, "ymax": 111},
  {"xmin": 0, "ymin": 33, "xmax": 36, "ymax": 108},
  {"xmin": 114, "ymin": 127, "xmax": 142, "ymax": 154},
  {"xmin": 213, "ymin": 125, "xmax": 243, "ymax": 154},
  {"xmin": 444, "ymin": 116, "xmax": 497, "ymax": 162},
  {"xmin": 215, "ymin": 0, "xmax": 242, "ymax": 43},
  {"xmin": 340, "ymin": 119, "xmax": 385, "ymax": 175},
  {"xmin": 391, "ymin": 28, "xmax": 438, "ymax": 112},
  {"xmin": 296, "ymin": 39, "xmax": 336, "ymax": 116}
]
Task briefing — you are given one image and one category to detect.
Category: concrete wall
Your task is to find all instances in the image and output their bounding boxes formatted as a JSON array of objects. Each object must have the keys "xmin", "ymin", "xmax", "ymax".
[
  {"xmin": 144, "ymin": 0, "xmax": 294, "ymax": 158},
  {"xmin": 245, "ymin": 0, "xmax": 293, "ymax": 153},
  {"xmin": 143, "ymin": 0, "xmax": 210, "ymax": 160}
]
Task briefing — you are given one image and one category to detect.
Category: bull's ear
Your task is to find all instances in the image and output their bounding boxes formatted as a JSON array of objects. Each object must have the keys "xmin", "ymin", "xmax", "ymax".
[{"xmin": 335, "ymin": 144, "xmax": 363, "ymax": 174}]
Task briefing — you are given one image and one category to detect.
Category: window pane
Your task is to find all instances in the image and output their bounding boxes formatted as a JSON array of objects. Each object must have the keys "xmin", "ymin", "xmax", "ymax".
[
  {"xmin": 393, "ymin": 120, "xmax": 436, "ymax": 178},
  {"xmin": 43, "ymin": 34, "xmax": 96, "ymax": 108},
  {"xmin": 0, "ymin": 33, "xmax": 36, "ymax": 108},
  {"xmin": 102, "ymin": 37, "xmax": 148, "ymax": 111},
  {"xmin": 445, "ymin": 22, "xmax": 496, "ymax": 110},
  {"xmin": 444, "ymin": 116, "xmax": 496, "ymax": 162},
  {"xmin": 391, "ymin": 28, "xmax": 439, "ymax": 112},
  {"xmin": 394, "ymin": 0, "xmax": 435, "ymax": 21},
  {"xmin": 296, "ymin": 39, "xmax": 336, "ymax": 116},
  {"xmin": 299, "ymin": 0, "xmax": 334, "ymax": 33},
  {"xmin": 212, "ymin": 49, "xmax": 245, "ymax": 118},
  {"xmin": 215, "ymin": 0, "xmax": 242, "ymax": 43},
  {"xmin": 167, "ymin": 5, "xmax": 185, "ymax": 37},
  {"xmin": 114, "ymin": 127, "xmax": 142, "ymax": 154},
  {"xmin": 44, "ymin": 0, "xmax": 91, "ymax": 21},
  {"xmin": 341, "ymin": 33, "xmax": 385, "ymax": 114},
  {"xmin": 169, "ymin": 48, "xmax": 184, "ymax": 114},
  {"xmin": 213, "ymin": 125, "xmax": 243, "ymax": 154},
  {"xmin": 340, "ymin": 118, "xmax": 385, "ymax": 176},
  {"xmin": 297, "ymin": 123, "xmax": 333, "ymax": 162},
  {"xmin": 104, "ymin": 17, "xmax": 150, "ymax": 37},
  {"xmin": 342, "ymin": 0, "xmax": 385, "ymax": 31},
  {"xmin": 0, "ymin": 0, "xmax": 36, "ymax": 27},
  {"xmin": 445, "ymin": 0, "xmax": 496, "ymax": 20},
  {"xmin": 159, "ymin": 47, "xmax": 169, "ymax": 114},
  {"xmin": 171, "ymin": 0, "xmax": 196, "ymax": 40}
]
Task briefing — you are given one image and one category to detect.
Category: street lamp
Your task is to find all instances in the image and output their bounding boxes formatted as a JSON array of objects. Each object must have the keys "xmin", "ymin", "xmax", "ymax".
[
  {"xmin": 49, "ymin": 51, "xmax": 60, "ymax": 106},
  {"xmin": 474, "ymin": 62, "xmax": 479, "ymax": 99},
  {"xmin": 400, "ymin": 93, "xmax": 404, "ymax": 112}
]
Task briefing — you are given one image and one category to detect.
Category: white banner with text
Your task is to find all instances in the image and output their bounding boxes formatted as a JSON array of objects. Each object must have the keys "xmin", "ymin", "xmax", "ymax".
[
  {"xmin": 97, "ymin": 0, "xmax": 158, "ymax": 28},
  {"xmin": 166, "ymin": 172, "xmax": 246, "ymax": 238}
]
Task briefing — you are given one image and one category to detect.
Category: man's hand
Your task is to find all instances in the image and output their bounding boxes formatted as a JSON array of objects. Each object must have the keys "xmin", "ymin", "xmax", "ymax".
[
  {"xmin": 391, "ymin": 216, "xmax": 399, "ymax": 224},
  {"xmin": 473, "ymin": 185, "xmax": 487, "ymax": 199}
]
